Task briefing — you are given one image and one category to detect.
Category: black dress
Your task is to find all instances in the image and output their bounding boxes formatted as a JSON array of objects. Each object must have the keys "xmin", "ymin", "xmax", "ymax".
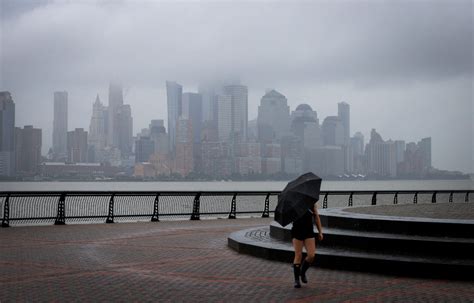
[{"xmin": 291, "ymin": 209, "xmax": 315, "ymax": 240}]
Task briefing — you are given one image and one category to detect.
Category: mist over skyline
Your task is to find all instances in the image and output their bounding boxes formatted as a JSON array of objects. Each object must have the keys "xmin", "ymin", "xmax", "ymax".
[{"xmin": 1, "ymin": 0, "xmax": 472, "ymax": 173}]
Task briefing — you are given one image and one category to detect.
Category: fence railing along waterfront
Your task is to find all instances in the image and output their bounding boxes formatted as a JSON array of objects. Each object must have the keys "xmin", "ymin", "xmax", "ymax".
[{"xmin": 1, "ymin": 190, "xmax": 472, "ymax": 227}]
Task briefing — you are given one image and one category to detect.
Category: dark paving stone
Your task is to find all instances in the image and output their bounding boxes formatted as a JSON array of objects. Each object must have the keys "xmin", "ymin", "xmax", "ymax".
[{"xmin": 1, "ymin": 218, "xmax": 474, "ymax": 302}]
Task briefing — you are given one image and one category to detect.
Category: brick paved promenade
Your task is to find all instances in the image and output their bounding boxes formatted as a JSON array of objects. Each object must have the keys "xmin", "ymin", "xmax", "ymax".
[{"xmin": 1, "ymin": 218, "xmax": 473, "ymax": 302}]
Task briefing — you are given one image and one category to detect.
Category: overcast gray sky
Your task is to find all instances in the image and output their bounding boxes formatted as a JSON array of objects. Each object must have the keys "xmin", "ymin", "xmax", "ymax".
[{"xmin": 1, "ymin": 0, "xmax": 472, "ymax": 173}]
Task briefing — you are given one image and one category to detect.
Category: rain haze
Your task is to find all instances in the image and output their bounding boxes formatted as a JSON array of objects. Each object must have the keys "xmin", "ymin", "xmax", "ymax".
[{"xmin": 1, "ymin": 0, "xmax": 472, "ymax": 173}]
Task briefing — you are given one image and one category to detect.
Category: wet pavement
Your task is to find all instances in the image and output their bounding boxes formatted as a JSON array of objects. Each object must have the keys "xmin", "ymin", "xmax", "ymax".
[{"xmin": 1, "ymin": 218, "xmax": 473, "ymax": 302}]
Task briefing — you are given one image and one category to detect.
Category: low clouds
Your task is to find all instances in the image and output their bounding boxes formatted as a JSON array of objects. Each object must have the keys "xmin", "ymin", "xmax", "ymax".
[
  {"xmin": 0, "ymin": 0, "xmax": 472, "ymax": 172},
  {"xmin": 2, "ymin": 0, "xmax": 471, "ymax": 87}
]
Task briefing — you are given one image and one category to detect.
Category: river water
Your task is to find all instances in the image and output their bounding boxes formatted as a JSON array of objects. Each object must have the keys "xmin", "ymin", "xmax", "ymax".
[{"xmin": 1, "ymin": 179, "xmax": 472, "ymax": 192}]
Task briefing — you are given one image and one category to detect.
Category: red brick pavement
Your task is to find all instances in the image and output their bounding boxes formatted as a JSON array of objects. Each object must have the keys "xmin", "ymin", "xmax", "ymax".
[{"xmin": 1, "ymin": 218, "xmax": 473, "ymax": 302}]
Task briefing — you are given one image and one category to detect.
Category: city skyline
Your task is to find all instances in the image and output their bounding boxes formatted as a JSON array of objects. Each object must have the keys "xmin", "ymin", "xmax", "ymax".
[
  {"xmin": 2, "ymin": 81, "xmax": 471, "ymax": 174},
  {"xmin": 1, "ymin": 0, "xmax": 472, "ymax": 173}
]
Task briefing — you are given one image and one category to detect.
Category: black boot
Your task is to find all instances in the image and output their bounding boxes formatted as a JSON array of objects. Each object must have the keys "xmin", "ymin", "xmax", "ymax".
[
  {"xmin": 293, "ymin": 264, "xmax": 301, "ymax": 288},
  {"xmin": 301, "ymin": 259, "xmax": 311, "ymax": 284}
]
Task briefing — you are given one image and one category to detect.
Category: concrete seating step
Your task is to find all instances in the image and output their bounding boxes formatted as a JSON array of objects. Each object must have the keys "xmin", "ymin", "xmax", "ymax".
[
  {"xmin": 269, "ymin": 222, "xmax": 474, "ymax": 258},
  {"xmin": 319, "ymin": 207, "xmax": 474, "ymax": 238},
  {"xmin": 228, "ymin": 226, "xmax": 474, "ymax": 279}
]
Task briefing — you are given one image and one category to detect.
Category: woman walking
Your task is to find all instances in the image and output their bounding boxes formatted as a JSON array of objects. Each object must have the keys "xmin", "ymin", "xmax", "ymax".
[{"xmin": 291, "ymin": 203, "xmax": 323, "ymax": 288}]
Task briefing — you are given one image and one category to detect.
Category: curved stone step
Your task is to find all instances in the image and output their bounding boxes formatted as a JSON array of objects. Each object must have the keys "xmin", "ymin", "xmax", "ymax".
[
  {"xmin": 269, "ymin": 222, "xmax": 474, "ymax": 259},
  {"xmin": 228, "ymin": 226, "xmax": 474, "ymax": 279},
  {"xmin": 319, "ymin": 207, "xmax": 474, "ymax": 238}
]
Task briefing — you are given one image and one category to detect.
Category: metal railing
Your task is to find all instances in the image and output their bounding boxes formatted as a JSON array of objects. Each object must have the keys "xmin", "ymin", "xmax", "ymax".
[{"xmin": 1, "ymin": 190, "xmax": 472, "ymax": 227}]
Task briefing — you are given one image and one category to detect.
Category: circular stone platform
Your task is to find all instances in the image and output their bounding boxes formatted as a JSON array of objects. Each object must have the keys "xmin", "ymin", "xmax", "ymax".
[
  {"xmin": 228, "ymin": 203, "xmax": 474, "ymax": 279},
  {"xmin": 344, "ymin": 203, "xmax": 474, "ymax": 220}
]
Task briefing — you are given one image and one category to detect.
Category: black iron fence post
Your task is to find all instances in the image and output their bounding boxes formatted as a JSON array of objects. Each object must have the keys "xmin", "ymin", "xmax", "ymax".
[
  {"xmin": 1, "ymin": 194, "xmax": 10, "ymax": 227},
  {"xmin": 371, "ymin": 192, "xmax": 377, "ymax": 205},
  {"xmin": 413, "ymin": 192, "xmax": 418, "ymax": 204},
  {"xmin": 348, "ymin": 192, "xmax": 353, "ymax": 207},
  {"xmin": 261, "ymin": 193, "xmax": 270, "ymax": 218},
  {"xmin": 323, "ymin": 193, "xmax": 328, "ymax": 209},
  {"xmin": 151, "ymin": 193, "xmax": 160, "ymax": 222},
  {"xmin": 432, "ymin": 192, "xmax": 437, "ymax": 203},
  {"xmin": 228, "ymin": 193, "xmax": 237, "ymax": 219},
  {"xmin": 190, "ymin": 192, "xmax": 201, "ymax": 220},
  {"xmin": 106, "ymin": 194, "xmax": 115, "ymax": 223},
  {"xmin": 54, "ymin": 193, "xmax": 66, "ymax": 225},
  {"xmin": 393, "ymin": 192, "xmax": 398, "ymax": 205}
]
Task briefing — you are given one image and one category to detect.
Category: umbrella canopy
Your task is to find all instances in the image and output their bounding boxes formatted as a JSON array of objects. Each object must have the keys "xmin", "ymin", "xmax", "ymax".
[{"xmin": 274, "ymin": 172, "xmax": 322, "ymax": 227}]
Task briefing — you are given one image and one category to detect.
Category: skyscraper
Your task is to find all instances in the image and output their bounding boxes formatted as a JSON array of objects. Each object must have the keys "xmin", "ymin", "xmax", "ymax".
[
  {"xmin": 166, "ymin": 81, "xmax": 183, "ymax": 155},
  {"xmin": 52, "ymin": 91, "xmax": 68, "ymax": 161},
  {"xmin": 175, "ymin": 117, "xmax": 193, "ymax": 176},
  {"xmin": 0, "ymin": 92, "xmax": 15, "ymax": 176},
  {"xmin": 89, "ymin": 94, "xmax": 107, "ymax": 152},
  {"xmin": 257, "ymin": 90, "xmax": 290, "ymax": 142},
  {"xmin": 67, "ymin": 128, "xmax": 88, "ymax": 163},
  {"xmin": 217, "ymin": 95, "xmax": 233, "ymax": 141},
  {"xmin": 321, "ymin": 116, "xmax": 344, "ymax": 146},
  {"xmin": 223, "ymin": 84, "xmax": 248, "ymax": 142},
  {"xmin": 15, "ymin": 125, "xmax": 42, "ymax": 175},
  {"xmin": 182, "ymin": 93, "xmax": 203, "ymax": 144},
  {"xmin": 338, "ymin": 102, "xmax": 350, "ymax": 145},
  {"xmin": 351, "ymin": 132, "xmax": 365, "ymax": 156},
  {"xmin": 418, "ymin": 137, "xmax": 432, "ymax": 171},
  {"xmin": 290, "ymin": 104, "xmax": 321, "ymax": 149},
  {"xmin": 107, "ymin": 83, "xmax": 124, "ymax": 148},
  {"xmin": 365, "ymin": 129, "xmax": 397, "ymax": 177},
  {"xmin": 117, "ymin": 104, "xmax": 133, "ymax": 157},
  {"xmin": 198, "ymin": 84, "xmax": 217, "ymax": 124},
  {"xmin": 135, "ymin": 136, "xmax": 155, "ymax": 163}
]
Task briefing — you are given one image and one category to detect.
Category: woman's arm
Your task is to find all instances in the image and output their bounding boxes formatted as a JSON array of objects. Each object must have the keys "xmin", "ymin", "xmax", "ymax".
[{"xmin": 313, "ymin": 204, "xmax": 323, "ymax": 241}]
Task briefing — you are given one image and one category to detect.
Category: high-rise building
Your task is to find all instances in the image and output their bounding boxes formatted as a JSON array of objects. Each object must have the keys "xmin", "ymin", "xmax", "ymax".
[
  {"xmin": 351, "ymin": 132, "xmax": 365, "ymax": 156},
  {"xmin": 257, "ymin": 90, "xmax": 290, "ymax": 142},
  {"xmin": 418, "ymin": 137, "xmax": 432, "ymax": 171},
  {"xmin": 0, "ymin": 92, "xmax": 15, "ymax": 176},
  {"xmin": 175, "ymin": 117, "xmax": 193, "ymax": 176},
  {"xmin": 166, "ymin": 81, "xmax": 183, "ymax": 154},
  {"xmin": 217, "ymin": 94, "xmax": 233, "ymax": 141},
  {"xmin": 365, "ymin": 129, "xmax": 397, "ymax": 177},
  {"xmin": 305, "ymin": 146, "xmax": 344, "ymax": 176},
  {"xmin": 67, "ymin": 128, "xmax": 88, "ymax": 163},
  {"xmin": 201, "ymin": 141, "xmax": 232, "ymax": 177},
  {"xmin": 117, "ymin": 104, "xmax": 133, "ymax": 157},
  {"xmin": 261, "ymin": 143, "xmax": 282, "ymax": 175},
  {"xmin": 198, "ymin": 84, "xmax": 217, "ymax": 124},
  {"xmin": 234, "ymin": 142, "xmax": 262, "ymax": 175},
  {"xmin": 182, "ymin": 93, "xmax": 203, "ymax": 144},
  {"xmin": 223, "ymin": 84, "xmax": 248, "ymax": 142},
  {"xmin": 52, "ymin": 91, "xmax": 68, "ymax": 161},
  {"xmin": 15, "ymin": 125, "xmax": 42, "ymax": 175},
  {"xmin": 107, "ymin": 83, "xmax": 124, "ymax": 148},
  {"xmin": 135, "ymin": 136, "xmax": 155, "ymax": 163},
  {"xmin": 394, "ymin": 140, "xmax": 406, "ymax": 164},
  {"xmin": 88, "ymin": 94, "xmax": 107, "ymax": 153},
  {"xmin": 351, "ymin": 132, "xmax": 365, "ymax": 174},
  {"xmin": 149, "ymin": 121, "xmax": 169, "ymax": 155},
  {"xmin": 290, "ymin": 104, "xmax": 321, "ymax": 149},
  {"xmin": 281, "ymin": 134, "xmax": 303, "ymax": 175},
  {"xmin": 338, "ymin": 102, "xmax": 350, "ymax": 145},
  {"xmin": 321, "ymin": 116, "xmax": 344, "ymax": 146}
]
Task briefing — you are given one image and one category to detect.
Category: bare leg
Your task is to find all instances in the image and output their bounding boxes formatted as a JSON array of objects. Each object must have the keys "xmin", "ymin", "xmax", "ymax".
[
  {"xmin": 303, "ymin": 237, "xmax": 316, "ymax": 263},
  {"xmin": 292, "ymin": 239, "xmax": 304, "ymax": 264}
]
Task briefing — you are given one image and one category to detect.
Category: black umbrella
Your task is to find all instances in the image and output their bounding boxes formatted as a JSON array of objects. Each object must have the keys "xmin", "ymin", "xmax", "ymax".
[{"xmin": 274, "ymin": 172, "xmax": 322, "ymax": 227}]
